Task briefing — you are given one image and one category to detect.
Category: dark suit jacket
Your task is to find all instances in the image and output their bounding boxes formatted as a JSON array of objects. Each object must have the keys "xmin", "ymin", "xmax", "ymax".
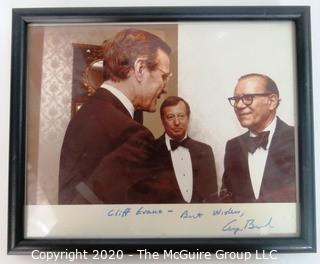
[
  {"xmin": 221, "ymin": 117, "xmax": 296, "ymax": 203},
  {"xmin": 128, "ymin": 134, "xmax": 218, "ymax": 203},
  {"xmin": 58, "ymin": 88, "xmax": 154, "ymax": 204}
]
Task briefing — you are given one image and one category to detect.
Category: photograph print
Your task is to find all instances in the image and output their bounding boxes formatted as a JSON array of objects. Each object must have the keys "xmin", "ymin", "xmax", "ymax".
[{"xmin": 24, "ymin": 20, "xmax": 300, "ymax": 239}]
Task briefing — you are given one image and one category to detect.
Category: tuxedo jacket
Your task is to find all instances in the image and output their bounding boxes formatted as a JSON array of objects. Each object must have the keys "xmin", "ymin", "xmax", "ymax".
[
  {"xmin": 221, "ymin": 117, "xmax": 296, "ymax": 203},
  {"xmin": 128, "ymin": 134, "xmax": 218, "ymax": 203},
  {"xmin": 58, "ymin": 88, "xmax": 154, "ymax": 204}
]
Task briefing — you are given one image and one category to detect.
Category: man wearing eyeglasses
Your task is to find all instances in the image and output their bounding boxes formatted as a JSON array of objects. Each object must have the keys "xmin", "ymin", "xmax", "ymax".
[
  {"xmin": 221, "ymin": 73, "xmax": 296, "ymax": 203},
  {"xmin": 59, "ymin": 28, "xmax": 172, "ymax": 204},
  {"xmin": 128, "ymin": 96, "xmax": 218, "ymax": 203}
]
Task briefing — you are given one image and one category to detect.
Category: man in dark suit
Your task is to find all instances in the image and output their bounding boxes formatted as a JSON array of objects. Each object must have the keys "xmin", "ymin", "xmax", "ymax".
[
  {"xmin": 59, "ymin": 28, "xmax": 172, "ymax": 204},
  {"xmin": 221, "ymin": 73, "xmax": 296, "ymax": 203},
  {"xmin": 129, "ymin": 96, "xmax": 218, "ymax": 203}
]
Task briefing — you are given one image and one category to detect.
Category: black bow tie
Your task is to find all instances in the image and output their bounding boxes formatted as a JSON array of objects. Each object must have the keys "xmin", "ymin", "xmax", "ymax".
[
  {"xmin": 170, "ymin": 138, "xmax": 189, "ymax": 151},
  {"xmin": 247, "ymin": 131, "xmax": 270, "ymax": 153}
]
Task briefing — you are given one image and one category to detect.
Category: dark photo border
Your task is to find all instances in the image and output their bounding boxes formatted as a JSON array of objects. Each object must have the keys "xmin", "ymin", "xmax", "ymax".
[{"xmin": 8, "ymin": 6, "xmax": 315, "ymax": 254}]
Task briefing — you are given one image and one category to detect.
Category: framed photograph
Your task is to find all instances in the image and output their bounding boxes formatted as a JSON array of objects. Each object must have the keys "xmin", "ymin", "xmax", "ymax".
[{"xmin": 8, "ymin": 6, "xmax": 315, "ymax": 255}]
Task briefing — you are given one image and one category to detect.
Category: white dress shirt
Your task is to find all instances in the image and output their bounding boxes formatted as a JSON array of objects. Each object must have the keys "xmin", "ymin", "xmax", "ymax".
[
  {"xmin": 165, "ymin": 133, "xmax": 193, "ymax": 203},
  {"xmin": 248, "ymin": 117, "xmax": 277, "ymax": 199},
  {"xmin": 101, "ymin": 82, "xmax": 134, "ymax": 118}
]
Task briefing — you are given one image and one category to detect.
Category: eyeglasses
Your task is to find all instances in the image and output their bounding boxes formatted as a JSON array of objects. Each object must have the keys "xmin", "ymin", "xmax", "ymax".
[
  {"xmin": 228, "ymin": 93, "xmax": 272, "ymax": 107},
  {"xmin": 157, "ymin": 66, "xmax": 173, "ymax": 83}
]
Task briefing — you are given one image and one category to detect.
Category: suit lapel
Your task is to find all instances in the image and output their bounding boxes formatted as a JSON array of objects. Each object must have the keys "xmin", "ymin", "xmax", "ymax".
[
  {"xmin": 154, "ymin": 135, "xmax": 171, "ymax": 163},
  {"xmin": 184, "ymin": 138, "xmax": 197, "ymax": 175},
  {"xmin": 260, "ymin": 118, "xmax": 285, "ymax": 198},
  {"xmin": 238, "ymin": 133, "xmax": 257, "ymax": 200}
]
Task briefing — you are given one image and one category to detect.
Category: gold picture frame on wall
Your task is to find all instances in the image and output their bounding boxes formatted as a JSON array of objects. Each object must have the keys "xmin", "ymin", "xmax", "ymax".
[{"xmin": 8, "ymin": 6, "xmax": 315, "ymax": 255}]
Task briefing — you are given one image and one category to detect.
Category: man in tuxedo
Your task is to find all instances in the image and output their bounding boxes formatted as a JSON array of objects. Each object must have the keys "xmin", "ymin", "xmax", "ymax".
[
  {"xmin": 59, "ymin": 28, "xmax": 172, "ymax": 204},
  {"xmin": 129, "ymin": 96, "xmax": 218, "ymax": 203},
  {"xmin": 221, "ymin": 73, "xmax": 296, "ymax": 203}
]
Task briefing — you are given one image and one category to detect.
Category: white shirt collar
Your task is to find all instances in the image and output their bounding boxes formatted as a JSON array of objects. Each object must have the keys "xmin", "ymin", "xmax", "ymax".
[
  {"xmin": 165, "ymin": 133, "xmax": 188, "ymax": 151},
  {"xmin": 249, "ymin": 116, "xmax": 277, "ymax": 149},
  {"xmin": 101, "ymin": 82, "xmax": 135, "ymax": 118}
]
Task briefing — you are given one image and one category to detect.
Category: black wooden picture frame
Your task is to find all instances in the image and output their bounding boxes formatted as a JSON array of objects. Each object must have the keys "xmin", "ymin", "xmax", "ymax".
[{"xmin": 8, "ymin": 6, "xmax": 315, "ymax": 254}]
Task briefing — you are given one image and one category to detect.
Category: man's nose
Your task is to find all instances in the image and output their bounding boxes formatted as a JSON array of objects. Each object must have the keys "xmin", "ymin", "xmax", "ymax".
[
  {"xmin": 162, "ymin": 84, "xmax": 168, "ymax": 94},
  {"xmin": 174, "ymin": 117, "xmax": 180, "ymax": 125}
]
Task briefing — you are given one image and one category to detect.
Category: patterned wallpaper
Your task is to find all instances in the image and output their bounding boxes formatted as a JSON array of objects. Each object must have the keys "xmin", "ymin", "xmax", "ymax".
[{"xmin": 35, "ymin": 26, "xmax": 122, "ymax": 204}]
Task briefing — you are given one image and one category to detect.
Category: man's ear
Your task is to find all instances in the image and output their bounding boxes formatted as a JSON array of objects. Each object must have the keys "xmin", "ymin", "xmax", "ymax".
[
  {"xmin": 268, "ymin": 94, "xmax": 279, "ymax": 110},
  {"xmin": 133, "ymin": 58, "xmax": 146, "ymax": 83}
]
